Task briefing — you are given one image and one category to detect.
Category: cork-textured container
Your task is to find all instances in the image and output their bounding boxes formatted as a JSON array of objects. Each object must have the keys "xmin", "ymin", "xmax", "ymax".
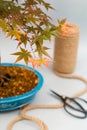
[{"xmin": 53, "ymin": 23, "xmax": 80, "ymax": 74}]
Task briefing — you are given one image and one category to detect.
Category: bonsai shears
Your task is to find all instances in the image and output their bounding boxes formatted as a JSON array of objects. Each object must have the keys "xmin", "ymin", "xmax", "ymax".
[{"xmin": 50, "ymin": 90, "xmax": 87, "ymax": 119}]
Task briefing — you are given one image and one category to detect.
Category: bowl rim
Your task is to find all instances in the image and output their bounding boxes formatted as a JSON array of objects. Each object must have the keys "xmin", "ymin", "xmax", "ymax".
[{"xmin": 0, "ymin": 63, "xmax": 44, "ymax": 103}]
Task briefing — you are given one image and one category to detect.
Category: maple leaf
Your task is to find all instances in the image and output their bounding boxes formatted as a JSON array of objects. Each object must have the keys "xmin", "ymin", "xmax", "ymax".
[
  {"xmin": 12, "ymin": 47, "xmax": 32, "ymax": 65},
  {"xmin": 26, "ymin": 26, "xmax": 36, "ymax": 33},
  {"xmin": 57, "ymin": 18, "xmax": 67, "ymax": 33},
  {"xmin": 29, "ymin": 58, "xmax": 41, "ymax": 68},
  {"xmin": 41, "ymin": 26, "xmax": 57, "ymax": 40},
  {"xmin": 36, "ymin": 0, "xmax": 54, "ymax": 10},
  {"xmin": 42, "ymin": 2, "xmax": 54, "ymax": 10},
  {"xmin": 6, "ymin": 28, "xmax": 25, "ymax": 41},
  {"xmin": 29, "ymin": 58, "xmax": 53, "ymax": 68},
  {"xmin": 0, "ymin": 19, "xmax": 9, "ymax": 32},
  {"xmin": 17, "ymin": 34, "xmax": 29, "ymax": 48},
  {"xmin": 36, "ymin": 46, "xmax": 51, "ymax": 58},
  {"xmin": 41, "ymin": 58, "xmax": 53, "ymax": 67},
  {"xmin": 58, "ymin": 18, "xmax": 66, "ymax": 25},
  {"xmin": 41, "ymin": 47, "xmax": 50, "ymax": 57}
]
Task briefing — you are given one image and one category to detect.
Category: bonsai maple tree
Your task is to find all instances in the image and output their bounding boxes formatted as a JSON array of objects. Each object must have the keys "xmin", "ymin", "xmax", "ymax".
[{"xmin": 0, "ymin": 0, "xmax": 57, "ymax": 67}]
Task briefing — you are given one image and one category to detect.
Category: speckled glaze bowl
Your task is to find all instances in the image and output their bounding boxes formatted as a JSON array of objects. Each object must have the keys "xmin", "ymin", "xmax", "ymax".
[{"xmin": 0, "ymin": 63, "xmax": 44, "ymax": 112}]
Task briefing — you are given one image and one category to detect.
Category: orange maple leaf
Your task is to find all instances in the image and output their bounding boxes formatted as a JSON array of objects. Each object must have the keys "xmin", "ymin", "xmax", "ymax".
[{"xmin": 29, "ymin": 58, "xmax": 53, "ymax": 68}]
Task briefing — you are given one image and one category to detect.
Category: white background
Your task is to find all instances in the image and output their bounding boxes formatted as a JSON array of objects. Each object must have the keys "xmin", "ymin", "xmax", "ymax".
[
  {"xmin": 0, "ymin": 0, "xmax": 87, "ymax": 130},
  {"xmin": 46, "ymin": 0, "xmax": 87, "ymax": 42}
]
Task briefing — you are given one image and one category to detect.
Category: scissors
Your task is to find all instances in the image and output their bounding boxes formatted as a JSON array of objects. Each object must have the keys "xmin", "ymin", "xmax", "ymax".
[{"xmin": 50, "ymin": 90, "xmax": 87, "ymax": 119}]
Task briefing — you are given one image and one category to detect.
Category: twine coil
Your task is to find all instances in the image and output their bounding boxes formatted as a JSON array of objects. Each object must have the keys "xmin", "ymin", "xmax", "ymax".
[{"xmin": 53, "ymin": 23, "xmax": 80, "ymax": 74}]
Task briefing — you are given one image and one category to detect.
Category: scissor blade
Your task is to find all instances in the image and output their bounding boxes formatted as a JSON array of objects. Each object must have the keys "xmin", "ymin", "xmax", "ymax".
[{"xmin": 50, "ymin": 90, "xmax": 62, "ymax": 99}]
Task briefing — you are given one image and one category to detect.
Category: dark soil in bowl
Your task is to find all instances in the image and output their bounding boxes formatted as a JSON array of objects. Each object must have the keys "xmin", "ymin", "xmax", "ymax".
[{"xmin": 0, "ymin": 66, "xmax": 38, "ymax": 98}]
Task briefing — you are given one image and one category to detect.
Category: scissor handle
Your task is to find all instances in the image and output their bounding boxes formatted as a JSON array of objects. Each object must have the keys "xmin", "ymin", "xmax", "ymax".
[
  {"xmin": 64, "ymin": 98, "xmax": 87, "ymax": 119},
  {"xmin": 65, "ymin": 97, "xmax": 86, "ymax": 111},
  {"xmin": 50, "ymin": 90, "xmax": 87, "ymax": 119}
]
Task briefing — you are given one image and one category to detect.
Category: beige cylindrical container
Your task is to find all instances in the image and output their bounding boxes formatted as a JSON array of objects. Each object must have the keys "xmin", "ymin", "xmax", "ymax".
[{"xmin": 53, "ymin": 23, "xmax": 80, "ymax": 74}]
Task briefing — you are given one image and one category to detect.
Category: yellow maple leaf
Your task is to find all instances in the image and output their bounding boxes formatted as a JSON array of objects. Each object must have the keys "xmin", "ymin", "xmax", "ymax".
[{"xmin": 6, "ymin": 28, "xmax": 25, "ymax": 41}]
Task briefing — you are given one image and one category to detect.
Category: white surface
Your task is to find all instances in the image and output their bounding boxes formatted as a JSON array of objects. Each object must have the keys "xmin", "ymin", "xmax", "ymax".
[
  {"xmin": 0, "ymin": 0, "xmax": 87, "ymax": 129},
  {"xmin": 0, "ymin": 34, "xmax": 87, "ymax": 130}
]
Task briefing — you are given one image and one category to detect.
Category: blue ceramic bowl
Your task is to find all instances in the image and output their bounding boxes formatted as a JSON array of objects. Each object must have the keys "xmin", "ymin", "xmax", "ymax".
[{"xmin": 0, "ymin": 63, "xmax": 44, "ymax": 112}]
